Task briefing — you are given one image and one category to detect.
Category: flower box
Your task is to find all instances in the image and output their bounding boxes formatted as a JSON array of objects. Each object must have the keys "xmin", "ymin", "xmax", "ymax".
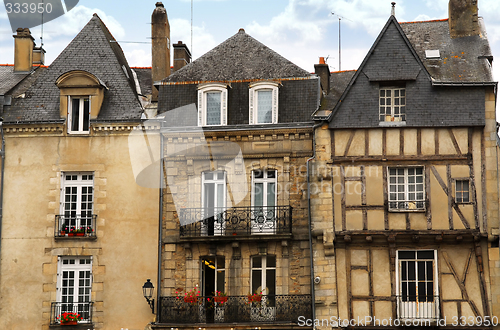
[
  {"xmin": 61, "ymin": 321, "xmax": 78, "ymax": 325},
  {"xmin": 76, "ymin": 233, "xmax": 85, "ymax": 236},
  {"xmin": 214, "ymin": 296, "xmax": 228, "ymax": 303},
  {"xmin": 184, "ymin": 296, "xmax": 197, "ymax": 304}
]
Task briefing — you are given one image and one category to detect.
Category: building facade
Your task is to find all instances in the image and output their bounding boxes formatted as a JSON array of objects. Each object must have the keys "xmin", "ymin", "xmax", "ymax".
[
  {"xmin": 153, "ymin": 27, "xmax": 319, "ymax": 329},
  {"xmin": 311, "ymin": 1, "xmax": 499, "ymax": 329},
  {"xmin": 0, "ymin": 14, "xmax": 159, "ymax": 330}
]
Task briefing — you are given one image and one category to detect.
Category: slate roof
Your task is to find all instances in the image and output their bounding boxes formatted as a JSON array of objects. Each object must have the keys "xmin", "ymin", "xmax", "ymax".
[
  {"xmin": 161, "ymin": 29, "xmax": 311, "ymax": 83},
  {"xmin": 317, "ymin": 70, "xmax": 356, "ymax": 115},
  {"xmin": 132, "ymin": 68, "xmax": 153, "ymax": 96},
  {"xmin": 0, "ymin": 65, "xmax": 31, "ymax": 95},
  {"xmin": 3, "ymin": 14, "xmax": 143, "ymax": 123},
  {"xmin": 400, "ymin": 18, "xmax": 494, "ymax": 83}
]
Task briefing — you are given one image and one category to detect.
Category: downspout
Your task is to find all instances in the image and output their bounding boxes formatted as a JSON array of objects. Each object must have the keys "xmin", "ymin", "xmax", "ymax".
[
  {"xmin": 307, "ymin": 120, "xmax": 323, "ymax": 326},
  {"xmin": 156, "ymin": 123, "xmax": 164, "ymax": 322},
  {"xmin": 0, "ymin": 121, "xmax": 4, "ymax": 268}
]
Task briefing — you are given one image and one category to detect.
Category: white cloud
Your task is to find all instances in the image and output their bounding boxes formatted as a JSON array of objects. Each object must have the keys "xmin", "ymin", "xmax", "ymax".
[{"xmin": 170, "ymin": 18, "xmax": 217, "ymax": 60}]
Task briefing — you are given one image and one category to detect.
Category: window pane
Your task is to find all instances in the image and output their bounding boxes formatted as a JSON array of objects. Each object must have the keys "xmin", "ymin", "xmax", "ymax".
[
  {"xmin": 267, "ymin": 182, "xmax": 275, "ymax": 207},
  {"xmin": 252, "ymin": 256, "xmax": 262, "ymax": 268},
  {"xmin": 71, "ymin": 99, "xmax": 80, "ymax": 131},
  {"xmin": 399, "ymin": 251, "xmax": 415, "ymax": 259},
  {"xmin": 254, "ymin": 183, "xmax": 263, "ymax": 207},
  {"xmin": 267, "ymin": 255, "xmax": 276, "ymax": 268},
  {"xmin": 252, "ymin": 269, "xmax": 261, "ymax": 293},
  {"xmin": 417, "ymin": 250, "xmax": 434, "ymax": 259},
  {"xmin": 206, "ymin": 92, "xmax": 221, "ymax": 125},
  {"xmin": 257, "ymin": 90, "xmax": 273, "ymax": 123}
]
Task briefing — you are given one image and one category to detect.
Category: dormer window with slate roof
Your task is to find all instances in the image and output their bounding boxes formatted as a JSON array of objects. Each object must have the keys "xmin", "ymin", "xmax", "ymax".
[
  {"xmin": 56, "ymin": 70, "xmax": 107, "ymax": 134},
  {"xmin": 197, "ymin": 83, "xmax": 228, "ymax": 126},
  {"xmin": 379, "ymin": 85, "xmax": 406, "ymax": 123},
  {"xmin": 249, "ymin": 81, "xmax": 279, "ymax": 124}
]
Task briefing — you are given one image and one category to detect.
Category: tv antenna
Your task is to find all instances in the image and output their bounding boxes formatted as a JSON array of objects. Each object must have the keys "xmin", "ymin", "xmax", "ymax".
[{"xmin": 331, "ymin": 12, "xmax": 352, "ymax": 71}]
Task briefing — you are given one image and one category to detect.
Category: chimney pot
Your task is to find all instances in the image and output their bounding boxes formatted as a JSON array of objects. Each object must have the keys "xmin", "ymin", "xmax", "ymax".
[
  {"xmin": 173, "ymin": 41, "xmax": 192, "ymax": 72},
  {"xmin": 13, "ymin": 28, "xmax": 35, "ymax": 72},
  {"xmin": 391, "ymin": 2, "xmax": 396, "ymax": 16},
  {"xmin": 314, "ymin": 58, "xmax": 330, "ymax": 95},
  {"xmin": 151, "ymin": 2, "xmax": 171, "ymax": 102}
]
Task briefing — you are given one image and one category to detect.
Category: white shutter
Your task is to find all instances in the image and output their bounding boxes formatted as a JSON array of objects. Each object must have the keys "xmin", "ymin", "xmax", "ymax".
[
  {"xmin": 67, "ymin": 96, "xmax": 71, "ymax": 133},
  {"xmin": 249, "ymin": 89, "xmax": 254, "ymax": 124},
  {"xmin": 272, "ymin": 86, "xmax": 278, "ymax": 124},
  {"xmin": 221, "ymin": 90, "xmax": 227, "ymax": 126},
  {"xmin": 198, "ymin": 90, "xmax": 203, "ymax": 126}
]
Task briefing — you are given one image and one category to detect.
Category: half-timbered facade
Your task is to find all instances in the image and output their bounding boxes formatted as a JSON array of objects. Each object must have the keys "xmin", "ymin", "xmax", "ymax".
[{"xmin": 311, "ymin": 1, "xmax": 499, "ymax": 329}]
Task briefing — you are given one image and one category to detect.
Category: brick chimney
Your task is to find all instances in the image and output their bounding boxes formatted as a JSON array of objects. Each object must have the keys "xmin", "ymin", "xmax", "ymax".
[
  {"xmin": 13, "ymin": 28, "xmax": 34, "ymax": 72},
  {"xmin": 151, "ymin": 2, "xmax": 171, "ymax": 102},
  {"xmin": 449, "ymin": 0, "xmax": 479, "ymax": 38},
  {"xmin": 173, "ymin": 41, "xmax": 191, "ymax": 72},
  {"xmin": 314, "ymin": 57, "xmax": 330, "ymax": 95}
]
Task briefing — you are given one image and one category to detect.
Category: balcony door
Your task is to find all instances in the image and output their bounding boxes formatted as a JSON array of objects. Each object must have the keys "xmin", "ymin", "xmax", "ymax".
[
  {"xmin": 60, "ymin": 173, "xmax": 94, "ymax": 232},
  {"xmin": 251, "ymin": 170, "xmax": 277, "ymax": 234},
  {"xmin": 397, "ymin": 250, "xmax": 438, "ymax": 320},
  {"xmin": 201, "ymin": 256, "xmax": 225, "ymax": 322},
  {"xmin": 56, "ymin": 257, "xmax": 92, "ymax": 323},
  {"xmin": 251, "ymin": 255, "xmax": 276, "ymax": 321},
  {"xmin": 202, "ymin": 171, "xmax": 226, "ymax": 235}
]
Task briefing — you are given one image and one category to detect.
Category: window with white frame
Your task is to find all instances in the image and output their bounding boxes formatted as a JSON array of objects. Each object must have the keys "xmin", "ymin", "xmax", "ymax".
[
  {"xmin": 249, "ymin": 82, "xmax": 278, "ymax": 124},
  {"xmin": 388, "ymin": 167, "xmax": 425, "ymax": 211},
  {"xmin": 251, "ymin": 169, "xmax": 277, "ymax": 234},
  {"xmin": 60, "ymin": 173, "xmax": 94, "ymax": 233},
  {"xmin": 396, "ymin": 250, "xmax": 438, "ymax": 320},
  {"xmin": 251, "ymin": 255, "xmax": 276, "ymax": 302},
  {"xmin": 57, "ymin": 256, "xmax": 92, "ymax": 322},
  {"xmin": 202, "ymin": 171, "xmax": 226, "ymax": 235},
  {"xmin": 68, "ymin": 97, "xmax": 90, "ymax": 133},
  {"xmin": 455, "ymin": 179, "xmax": 470, "ymax": 203},
  {"xmin": 198, "ymin": 83, "xmax": 228, "ymax": 126},
  {"xmin": 379, "ymin": 86, "xmax": 405, "ymax": 122}
]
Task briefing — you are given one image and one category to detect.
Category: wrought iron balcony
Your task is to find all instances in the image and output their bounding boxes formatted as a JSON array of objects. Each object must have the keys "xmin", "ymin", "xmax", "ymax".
[
  {"xmin": 55, "ymin": 215, "xmax": 97, "ymax": 239},
  {"xmin": 397, "ymin": 295, "xmax": 440, "ymax": 321},
  {"xmin": 50, "ymin": 301, "xmax": 93, "ymax": 325},
  {"xmin": 179, "ymin": 206, "xmax": 292, "ymax": 237},
  {"xmin": 158, "ymin": 294, "xmax": 311, "ymax": 324}
]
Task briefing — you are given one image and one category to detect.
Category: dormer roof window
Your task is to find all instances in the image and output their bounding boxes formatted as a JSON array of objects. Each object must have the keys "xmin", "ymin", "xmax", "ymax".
[{"xmin": 56, "ymin": 70, "xmax": 107, "ymax": 134}]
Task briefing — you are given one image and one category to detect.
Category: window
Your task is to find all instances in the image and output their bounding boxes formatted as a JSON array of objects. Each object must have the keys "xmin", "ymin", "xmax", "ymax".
[
  {"xmin": 379, "ymin": 87, "xmax": 405, "ymax": 122},
  {"xmin": 59, "ymin": 173, "xmax": 94, "ymax": 234},
  {"xmin": 388, "ymin": 167, "xmax": 425, "ymax": 211},
  {"xmin": 455, "ymin": 179, "xmax": 470, "ymax": 203},
  {"xmin": 198, "ymin": 83, "xmax": 228, "ymax": 126},
  {"xmin": 202, "ymin": 171, "xmax": 226, "ymax": 235},
  {"xmin": 201, "ymin": 256, "xmax": 225, "ymax": 296},
  {"xmin": 68, "ymin": 97, "xmax": 90, "ymax": 133},
  {"xmin": 56, "ymin": 256, "xmax": 92, "ymax": 323},
  {"xmin": 249, "ymin": 82, "xmax": 279, "ymax": 124},
  {"xmin": 396, "ymin": 250, "xmax": 438, "ymax": 320},
  {"xmin": 251, "ymin": 169, "xmax": 277, "ymax": 234},
  {"xmin": 251, "ymin": 255, "xmax": 276, "ymax": 321}
]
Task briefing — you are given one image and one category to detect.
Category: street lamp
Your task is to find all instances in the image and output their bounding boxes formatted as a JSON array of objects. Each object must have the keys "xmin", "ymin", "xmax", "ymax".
[{"xmin": 142, "ymin": 279, "xmax": 155, "ymax": 314}]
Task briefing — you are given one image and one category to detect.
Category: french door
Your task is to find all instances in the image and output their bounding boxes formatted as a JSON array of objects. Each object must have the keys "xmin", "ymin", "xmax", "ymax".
[{"xmin": 202, "ymin": 171, "xmax": 226, "ymax": 235}]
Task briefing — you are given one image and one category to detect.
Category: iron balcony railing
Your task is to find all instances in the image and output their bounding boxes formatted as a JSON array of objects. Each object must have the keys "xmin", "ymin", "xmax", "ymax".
[
  {"xmin": 179, "ymin": 206, "xmax": 292, "ymax": 237},
  {"xmin": 50, "ymin": 301, "xmax": 93, "ymax": 325},
  {"xmin": 158, "ymin": 294, "xmax": 311, "ymax": 324},
  {"xmin": 397, "ymin": 295, "xmax": 440, "ymax": 321},
  {"xmin": 55, "ymin": 215, "xmax": 97, "ymax": 238}
]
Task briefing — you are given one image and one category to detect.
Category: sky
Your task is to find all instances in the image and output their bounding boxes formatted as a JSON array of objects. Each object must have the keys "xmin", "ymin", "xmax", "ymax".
[{"xmin": 1, "ymin": 0, "xmax": 500, "ymax": 80}]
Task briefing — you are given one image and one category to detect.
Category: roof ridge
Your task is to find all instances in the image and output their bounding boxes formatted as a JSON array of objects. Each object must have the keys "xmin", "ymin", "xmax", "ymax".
[{"xmin": 400, "ymin": 18, "xmax": 448, "ymax": 24}]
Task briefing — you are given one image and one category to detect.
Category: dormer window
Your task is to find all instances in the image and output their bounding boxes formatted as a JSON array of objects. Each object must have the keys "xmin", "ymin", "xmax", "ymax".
[
  {"xmin": 69, "ymin": 97, "xmax": 90, "ymax": 133},
  {"xmin": 197, "ymin": 83, "xmax": 228, "ymax": 126},
  {"xmin": 379, "ymin": 86, "xmax": 405, "ymax": 122},
  {"xmin": 56, "ymin": 70, "xmax": 107, "ymax": 135},
  {"xmin": 249, "ymin": 81, "xmax": 278, "ymax": 124}
]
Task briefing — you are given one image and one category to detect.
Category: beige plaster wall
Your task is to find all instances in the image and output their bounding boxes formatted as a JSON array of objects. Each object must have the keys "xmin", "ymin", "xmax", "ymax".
[{"xmin": 0, "ymin": 128, "xmax": 159, "ymax": 329}]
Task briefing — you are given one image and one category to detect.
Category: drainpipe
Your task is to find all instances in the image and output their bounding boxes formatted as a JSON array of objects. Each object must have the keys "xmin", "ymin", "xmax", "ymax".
[
  {"xmin": 156, "ymin": 124, "xmax": 164, "ymax": 322},
  {"xmin": 307, "ymin": 120, "xmax": 324, "ymax": 327},
  {"xmin": 0, "ymin": 120, "xmax": 4, "ymax": 267}
]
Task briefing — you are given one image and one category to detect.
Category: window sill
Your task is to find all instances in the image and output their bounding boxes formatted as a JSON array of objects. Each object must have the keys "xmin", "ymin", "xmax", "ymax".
[
  {"xmin": 379, "ymin": 121, "xmax": 406, "ymax": 127},
  {"xmin": 388, "ymin": 209, "xmax": 426, "ymax": 213}
]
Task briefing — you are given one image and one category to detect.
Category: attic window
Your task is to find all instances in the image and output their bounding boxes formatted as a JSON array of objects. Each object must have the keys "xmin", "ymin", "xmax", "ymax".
[
  {"xmin": 56, "ymin": 70, "xmax": 107, "ymax": 135},
  {"xmin": 197, "ymin": 83, "xmax": 228, "ymax": 126},
  {"xmin": 425, "ymin": 50, "xmax": 440, "ymax": 59},
  {"xmin": 379, "ymin": 86, "xmax": 406, "ymax": 122},
  {"xmin": 249, "ymin": 81, "xmax": 279, "ymax": 124}
]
